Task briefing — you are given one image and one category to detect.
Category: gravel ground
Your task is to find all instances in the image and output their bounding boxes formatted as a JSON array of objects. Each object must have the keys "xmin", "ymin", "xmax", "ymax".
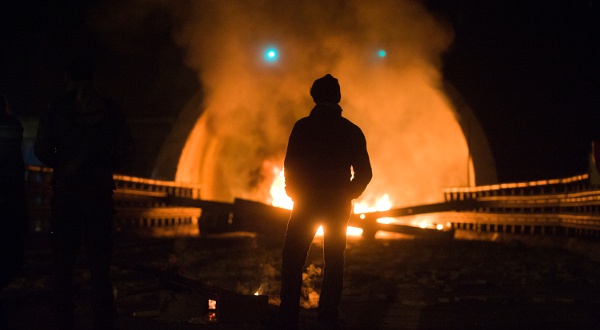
[{"xmin": 3, "ymin": 231, "xmax": 600, "ymax": 329}]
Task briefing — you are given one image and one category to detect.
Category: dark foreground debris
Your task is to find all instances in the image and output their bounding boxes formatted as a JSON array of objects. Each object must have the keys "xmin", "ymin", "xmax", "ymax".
[{"xmin": 3, "ymin": 232, "xmax": 600, "ymax": 329}]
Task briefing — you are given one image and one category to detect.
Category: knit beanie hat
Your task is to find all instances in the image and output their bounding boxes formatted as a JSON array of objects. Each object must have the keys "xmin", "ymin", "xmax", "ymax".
[{"xmin": 310, "ymin": 74, "xmax": 341, "ymax": 103}]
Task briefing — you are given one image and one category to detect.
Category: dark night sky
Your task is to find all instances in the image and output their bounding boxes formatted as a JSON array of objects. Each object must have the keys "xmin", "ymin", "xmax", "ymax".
[
  {"xmin": 426, "ymin": 0, "xmax": 600, "ymax": 182},
  {"xmin": 1, "ymin": 0, "xmax": 599, "ymax": 183}
]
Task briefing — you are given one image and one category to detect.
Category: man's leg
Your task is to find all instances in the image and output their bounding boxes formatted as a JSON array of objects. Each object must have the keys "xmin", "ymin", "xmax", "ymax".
[
  {"xmin": 317, "ymin": 201, "xmax": 351, "ymax": 326},
  {"xmin": 51, "ymin": 194, "xmax": 81, "ymax": 330},
  {"xmin": 83, "ymin": 193, "xmax": 117, "ymax": 330},
  {"xmin": 279, "ymin": 206, "xmax": 319, "ymax": 326}
]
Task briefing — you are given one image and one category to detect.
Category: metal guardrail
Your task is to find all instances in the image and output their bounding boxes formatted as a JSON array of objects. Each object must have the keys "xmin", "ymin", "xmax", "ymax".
[
  {"xmin": 25, "ymin": 165, "xmax": 203, "ymax": 236},
  {"xmin": 440, "ymin": 173, "xmax": 600, "ymax": 239},
  {"xmin": 25, "ymin": 165, "xmax": 600, "ymax": 239}
]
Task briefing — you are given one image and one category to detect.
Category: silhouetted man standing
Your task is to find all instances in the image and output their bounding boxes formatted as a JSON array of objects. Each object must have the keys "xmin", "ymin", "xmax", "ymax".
[
  {"xmin": 34, "ymin": 58, "xmax": 134, "ymax": 330},
  {"xmin": 279, "ymin": 74, "xmax": 372, "ymax": 329}
]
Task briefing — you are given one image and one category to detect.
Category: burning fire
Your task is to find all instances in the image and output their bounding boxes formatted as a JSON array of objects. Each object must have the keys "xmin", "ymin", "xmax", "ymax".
[
  {"xmin": 165, "ymin": 0, "xmax": 475, "ymax": 223},
  {"xmin": 269, "ymin": 166, "xmax": 451, "ymax": 235},
  {"xmin": 269, "ymin": 167, "xmax": 393, "ymax": 237},
  {"xmin": 270, "ymin": 166, "xmax": 293, "ymax": 210}
]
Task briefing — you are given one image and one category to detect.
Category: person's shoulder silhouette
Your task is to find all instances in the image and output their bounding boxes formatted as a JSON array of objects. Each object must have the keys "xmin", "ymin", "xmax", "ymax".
[{"xmin": 35, "ymin": 58, "xmax": 134, "ymax": 189}]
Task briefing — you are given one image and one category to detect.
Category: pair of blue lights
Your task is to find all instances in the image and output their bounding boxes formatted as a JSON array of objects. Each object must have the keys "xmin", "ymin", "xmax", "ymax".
[{"xmin": 262, "ymin": 47, "xmax": 387, "ymax": 62}]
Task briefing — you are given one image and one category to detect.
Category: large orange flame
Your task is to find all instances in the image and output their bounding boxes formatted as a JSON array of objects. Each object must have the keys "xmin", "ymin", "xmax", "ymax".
[{"xmin": 269, "ymin": 166, "xmax": 393, "ymax": 237}]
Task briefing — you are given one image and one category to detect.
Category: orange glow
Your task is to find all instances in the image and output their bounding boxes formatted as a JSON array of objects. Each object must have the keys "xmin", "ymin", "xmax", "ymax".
[
  {"xmin": 208, "ymin": 299, "xmax": 216, "ymax": 310},
  {"xmin": 269, "ymin": 168, "xmax": 392, "ymax": 237},
  {"xmin": 397, "ymin": 214, "xmax": 452, "ymax": 231},
  {"xmin": 171, "ymin": 3, "xmax": 472, "ymax": 206},
  {"xmin": 353, "ymin": 194, "xmax": 392, "ymax": 214},
  {"xmin": 254, "ymin": 284, "xmax": 264, "ymax": 296},
  {"xmin": 269, "ymin": 166, "xmax": 293, "ymax": 209},
  {"xmin": 163, "ymin": 2, "xmax": 487, "ymax": 234}
]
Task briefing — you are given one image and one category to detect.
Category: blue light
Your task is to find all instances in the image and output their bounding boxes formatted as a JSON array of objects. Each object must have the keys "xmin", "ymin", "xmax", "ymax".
[
  {"xmin": 378, "ymin": 49, "xmax": 387, "ymax": 58},
  {"xmin": 264, "ymin": 47, "xmax": 279, "ymax": 62}
]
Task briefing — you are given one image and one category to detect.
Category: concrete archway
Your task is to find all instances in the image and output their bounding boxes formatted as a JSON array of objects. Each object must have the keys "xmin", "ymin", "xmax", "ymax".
[{"xmin": 443, "ymin": 82, "xmax": 497, "ymax": 186}]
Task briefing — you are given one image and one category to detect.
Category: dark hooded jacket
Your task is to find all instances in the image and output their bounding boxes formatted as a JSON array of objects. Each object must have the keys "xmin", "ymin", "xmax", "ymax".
[
  {"xmin": 284, "ymin": 102, "xmax": 372, "ymax": 201},
  {"xmin": 34, "ymin": 82, "xmax": 135, "ymax": 192}
]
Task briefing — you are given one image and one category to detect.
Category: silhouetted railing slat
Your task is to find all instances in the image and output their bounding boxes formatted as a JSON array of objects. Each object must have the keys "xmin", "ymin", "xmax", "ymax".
[{"xmin": 25, "ymin": 166, "xmax": 202, "ymax": 236}]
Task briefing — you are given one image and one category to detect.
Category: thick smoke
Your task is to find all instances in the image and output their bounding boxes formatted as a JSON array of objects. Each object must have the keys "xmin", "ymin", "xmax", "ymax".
[{"xmin": 98, "ymin": 0, "xmax": 469, "ymax": 206}]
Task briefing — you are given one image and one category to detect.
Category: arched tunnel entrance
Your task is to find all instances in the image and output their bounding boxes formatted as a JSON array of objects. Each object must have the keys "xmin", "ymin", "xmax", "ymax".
[
  {"xmin": 153, "ymin": 77, "xmax": 496, "ymax": 209},
  {"xmin": 148, "ymin": 1, "xmax": 498, "ymax": 210}
]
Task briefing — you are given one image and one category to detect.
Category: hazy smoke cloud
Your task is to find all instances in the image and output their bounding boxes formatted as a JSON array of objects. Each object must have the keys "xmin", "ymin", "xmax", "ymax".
[{"xmin": 97, "ymin": 0, "xmax": 469, "ymax": 206}]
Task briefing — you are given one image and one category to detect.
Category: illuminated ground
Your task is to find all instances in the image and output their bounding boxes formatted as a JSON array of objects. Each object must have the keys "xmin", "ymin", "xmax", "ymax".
[{"xmin": 3, "ymin": 232, "xmax": 600, "ymax": 329}]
